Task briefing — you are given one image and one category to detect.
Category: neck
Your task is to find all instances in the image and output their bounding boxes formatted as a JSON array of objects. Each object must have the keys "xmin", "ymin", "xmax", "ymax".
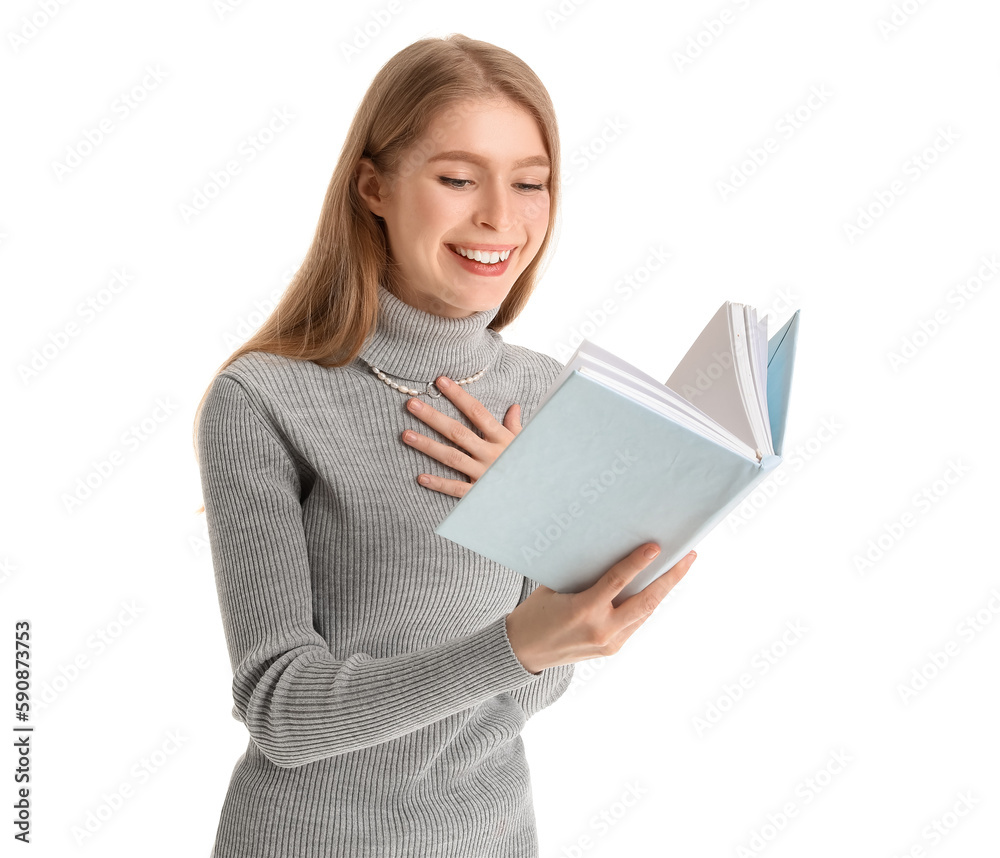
[{"xmin": 357, "ymin": 283, "xmax": 504, "ymax": 382}]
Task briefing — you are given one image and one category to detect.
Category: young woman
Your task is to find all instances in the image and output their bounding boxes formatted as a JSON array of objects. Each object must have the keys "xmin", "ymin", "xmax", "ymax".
[{"xmin": 193, "ymin": 33, "xmax": 697, "ymax": 858}]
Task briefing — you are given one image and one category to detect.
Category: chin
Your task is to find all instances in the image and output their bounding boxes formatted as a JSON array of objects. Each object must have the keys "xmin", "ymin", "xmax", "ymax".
[{"xmin": 451, "ymin": 282, "xmax": 511, "ymax": 304}]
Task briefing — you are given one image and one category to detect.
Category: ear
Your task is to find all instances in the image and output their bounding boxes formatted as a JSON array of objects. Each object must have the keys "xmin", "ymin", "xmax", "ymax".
[{"xmin": 356, "ymin": 157, "xmax": 389, "ymax": 217}]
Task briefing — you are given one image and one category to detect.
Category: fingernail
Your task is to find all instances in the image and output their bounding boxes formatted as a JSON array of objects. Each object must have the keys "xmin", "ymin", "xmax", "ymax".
[
  {"xmin": 644, "ymin": 545, "xmax": 660, "ymax": 559},
  {"xmin": 437, "ymin": 376, "xmax": 451, "ymax": 388},
  {"xmin": 408, "ymin": 398, "xmax": 422, "ymax": 411},
  {"xmin": 688, "ymin": 550, "xmax": 697, "ymax": 559}
]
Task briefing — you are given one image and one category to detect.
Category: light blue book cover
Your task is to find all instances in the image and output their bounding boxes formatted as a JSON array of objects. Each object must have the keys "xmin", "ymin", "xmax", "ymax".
[{"xmin": 434, "ymin": 309, "xmax": 799, "ymax": 606}]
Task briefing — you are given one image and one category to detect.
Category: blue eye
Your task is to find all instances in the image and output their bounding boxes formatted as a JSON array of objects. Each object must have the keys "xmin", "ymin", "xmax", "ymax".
[{"xmin": 439, "ymin": 176, "xmax": 471, "ymax": 188}]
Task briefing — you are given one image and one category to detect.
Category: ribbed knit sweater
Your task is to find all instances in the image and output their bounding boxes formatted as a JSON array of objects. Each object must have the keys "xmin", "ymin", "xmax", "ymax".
[{"xmin": 196, "ymin": 283, "xmax": 575, "ymax": 858}]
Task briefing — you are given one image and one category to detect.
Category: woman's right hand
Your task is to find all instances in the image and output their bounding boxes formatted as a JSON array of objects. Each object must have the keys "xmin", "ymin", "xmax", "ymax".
[{"xmin": 504, "ymin": 543, "xmax": 697, "ymax": 675}]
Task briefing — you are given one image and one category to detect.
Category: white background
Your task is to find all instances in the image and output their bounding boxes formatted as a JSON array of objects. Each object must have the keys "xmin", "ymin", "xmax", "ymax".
[{"xmin": 3, "ymin": 0, "xmax": 999, "ymax": 855}]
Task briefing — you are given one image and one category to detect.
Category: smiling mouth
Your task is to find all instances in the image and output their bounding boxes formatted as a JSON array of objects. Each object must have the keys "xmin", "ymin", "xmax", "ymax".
[{"xmin": 447, "ymin": 245, "xmax": 515, "ymax": 265}]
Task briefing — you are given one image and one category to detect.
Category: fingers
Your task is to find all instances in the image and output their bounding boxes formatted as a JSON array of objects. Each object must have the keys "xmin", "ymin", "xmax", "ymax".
[
  {"xmin": 591, "ymin": 544, "xmax": 697, "ymax": 625},
  {"xmin": 592, "ymin": 542, "xmax": 663, "ymax": 603},
  {"xmin": 420, "ymin": 376, "xmax": 512, "ymax": 444},
  {"xmin": 403, "ymin": 426, "xmax": 488, "ymax": 481},
  {"xmin": 605, "ymin": 610, "xmax": 653, "ymax": 654},
  {"xmin": 401, "ymin": 383, "xmax": 521, "ymax": 479},
  {"xmin": 504, "ymin": 403, "xmax": 522, "ymax": 435},
  {"xmin": 410, "ymin": 471, "xmax": 473, "ymax": 499},
  {"xmin": 615, "ymin": 550, "xmax": 698, "ymax": 628}
]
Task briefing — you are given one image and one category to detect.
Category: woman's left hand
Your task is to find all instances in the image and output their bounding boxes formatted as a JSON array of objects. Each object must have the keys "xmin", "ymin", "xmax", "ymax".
[{"xmin": 401, "ymin": 375, "xmax": 522, "ymax": 498}]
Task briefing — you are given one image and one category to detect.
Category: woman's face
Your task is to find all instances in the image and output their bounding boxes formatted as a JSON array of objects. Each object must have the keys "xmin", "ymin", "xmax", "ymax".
[{"xmin": 357, "ymin": 97, "xmax": 551, "ymax": 318}]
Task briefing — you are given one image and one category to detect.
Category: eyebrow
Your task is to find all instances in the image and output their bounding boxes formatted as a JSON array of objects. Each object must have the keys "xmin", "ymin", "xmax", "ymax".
[{"xmin": 426, "ymin": 150, "xmax": 550, "ymax": 170}]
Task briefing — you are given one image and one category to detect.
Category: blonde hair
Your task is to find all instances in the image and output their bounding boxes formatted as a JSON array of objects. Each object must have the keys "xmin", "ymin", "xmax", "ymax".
[{"xmin": 191, "ymin": 34, "xmax": 561, "ymax": 510}]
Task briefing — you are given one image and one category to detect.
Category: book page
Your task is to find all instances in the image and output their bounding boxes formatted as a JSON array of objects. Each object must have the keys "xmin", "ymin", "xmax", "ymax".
[
  {"xmin": 665, "ymin": 303, "xmax": 758, "ymax": 452},
  {"xmin": 735, "ymin": 305, "xmax": 773, "ymax": 456},
  {"xmin": 753, "ymin": 312, "xmax": 772, "ymax": 453}
]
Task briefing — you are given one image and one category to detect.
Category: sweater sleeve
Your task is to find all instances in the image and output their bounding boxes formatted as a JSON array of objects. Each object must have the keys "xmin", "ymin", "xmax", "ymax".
[{"xmin": 197, "ymin": 373, "xmax": 542, "ymax": 768}]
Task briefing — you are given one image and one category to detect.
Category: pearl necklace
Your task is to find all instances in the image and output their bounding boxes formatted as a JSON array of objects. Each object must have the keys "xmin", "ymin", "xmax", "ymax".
[{"xmin": 360, "ymin": 358, "xmax": 487, "ymax": 399}]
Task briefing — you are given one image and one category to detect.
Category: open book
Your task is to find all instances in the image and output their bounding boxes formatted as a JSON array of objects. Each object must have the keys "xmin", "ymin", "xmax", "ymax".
[{"xmin": 434, "ymin": 302, "xmax": 800, "ymax": 606}]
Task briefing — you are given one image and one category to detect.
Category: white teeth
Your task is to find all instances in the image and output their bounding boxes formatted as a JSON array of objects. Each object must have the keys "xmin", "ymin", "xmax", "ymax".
[{"xmin": 454, "ymin": 246, "xmax": 511, "ymax": 264}]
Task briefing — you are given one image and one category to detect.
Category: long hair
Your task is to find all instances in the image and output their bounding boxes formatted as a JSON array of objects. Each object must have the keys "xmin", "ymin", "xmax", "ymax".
[{"xmin": 191, "ymin": 34, "xmax": 561, "ymax": 499}]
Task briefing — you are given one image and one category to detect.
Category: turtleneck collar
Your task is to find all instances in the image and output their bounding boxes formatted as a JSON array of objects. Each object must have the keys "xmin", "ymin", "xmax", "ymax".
[{"xmin": 356, "ymin": 283, "xmax": 504, "ymax": 383}]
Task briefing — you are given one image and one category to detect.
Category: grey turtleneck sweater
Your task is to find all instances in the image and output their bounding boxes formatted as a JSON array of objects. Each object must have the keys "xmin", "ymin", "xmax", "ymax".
[{"xmin": 196, "ymin": 283, "xmax": 575, "ymax": 858}]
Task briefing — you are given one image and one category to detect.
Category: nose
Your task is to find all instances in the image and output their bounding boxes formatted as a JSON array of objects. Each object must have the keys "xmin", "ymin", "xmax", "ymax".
[{"xmin": 475, "ymin": 178, "xmax": 514, "ymax": 232}]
